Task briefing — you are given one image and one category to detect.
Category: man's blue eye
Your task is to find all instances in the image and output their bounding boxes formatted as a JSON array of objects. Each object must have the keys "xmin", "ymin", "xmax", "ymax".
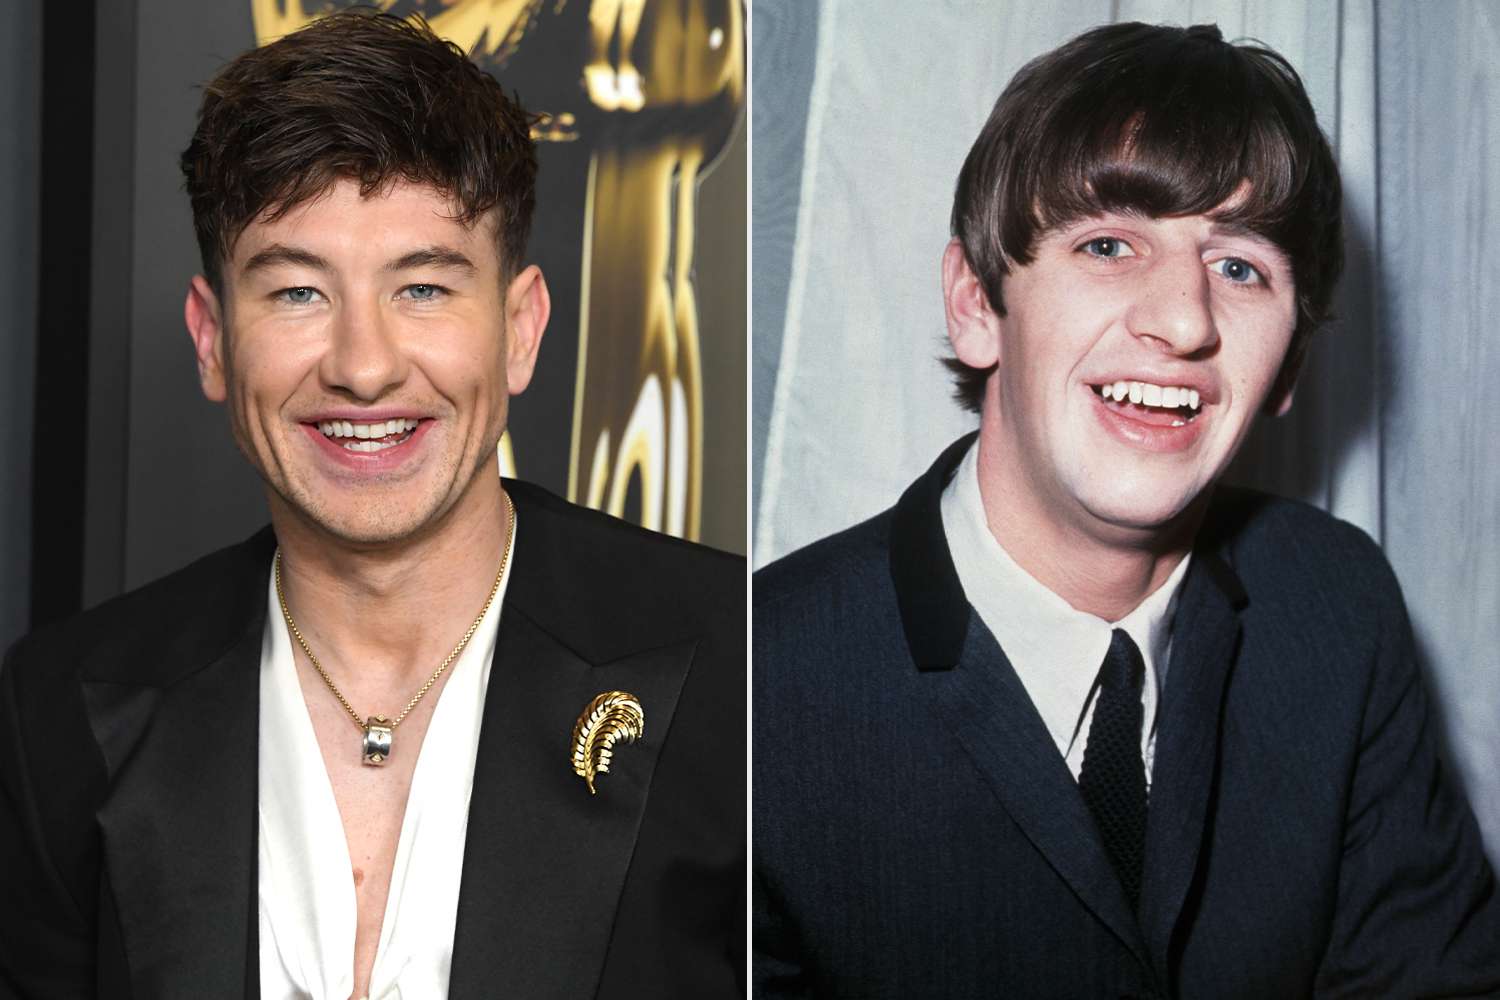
[
  {"xmin": 407, "ymin": 284, "xmax": 440, "ymax": 300},
  {"xmin": 1081, "ymin": 237, "xmax": 1135, "ymax": 258},
  {"xmin": 1211, "ymin": 257, "xmax": 1263, "ymax": 284},
  {"xmin": 284, "ymin": 287, "xmax": 316, "ymax": 304}
]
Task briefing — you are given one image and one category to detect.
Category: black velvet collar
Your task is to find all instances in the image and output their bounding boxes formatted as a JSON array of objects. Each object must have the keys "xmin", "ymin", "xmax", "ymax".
[{"xmin": 888, "ymin": 432, "xmax": 1249, "ymax": 672}]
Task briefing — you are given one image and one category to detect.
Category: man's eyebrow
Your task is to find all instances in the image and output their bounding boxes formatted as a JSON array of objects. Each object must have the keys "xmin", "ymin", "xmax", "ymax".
[
  {"xmin": 1209, "ymin": 219, "xmax": 1278, "ymax": 246},
  {"xmin": 385, "ymin": 246, "xmax": 478, "ymax": 274},
  {"xmin": 241, "ymin": 244, "xmax": 332, "ymax": 274},
  {"xmin": 1209, "ymin": 220, "xmax": 1291, "ymax": 262}
]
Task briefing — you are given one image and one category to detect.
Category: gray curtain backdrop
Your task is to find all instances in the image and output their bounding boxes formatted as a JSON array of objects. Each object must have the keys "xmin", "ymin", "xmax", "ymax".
[{"xmin": 753, "ymin": 0, "xmax": 1500, "ymax": 862}]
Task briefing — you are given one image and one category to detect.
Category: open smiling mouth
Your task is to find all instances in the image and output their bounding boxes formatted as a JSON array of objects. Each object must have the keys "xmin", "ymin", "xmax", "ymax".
[
  {"xmin": 317, "ymin": 418, "xmax": 420, "ymax": 453},
  {"xmin": 1090, "ymin": 381, "xmax": 1202, "ymax": 428}
]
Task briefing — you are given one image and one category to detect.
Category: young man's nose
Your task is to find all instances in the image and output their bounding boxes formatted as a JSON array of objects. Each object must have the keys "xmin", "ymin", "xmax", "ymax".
[
  {"xmin": 319, "ymin": 300, "xmax": 410, "ymax": 400},
  {"xmin": 1125, "ymin": 254, "xmax": 1220, "ymax": 356}
]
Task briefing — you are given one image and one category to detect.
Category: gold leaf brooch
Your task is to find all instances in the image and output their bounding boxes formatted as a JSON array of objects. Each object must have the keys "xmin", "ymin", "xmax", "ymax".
[{"xmin": 571, "ymin": 691, "xmax": 645, "ymax": 794}]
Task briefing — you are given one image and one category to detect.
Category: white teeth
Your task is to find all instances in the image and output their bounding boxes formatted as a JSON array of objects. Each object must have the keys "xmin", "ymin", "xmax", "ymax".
[
  {"xmin": 318, "ymin": 417, "xmax": 422, "ymax": 440},
  {"xmin": 1097, "ymin": 381, "xmax": 1202, "ymax": 411},
  {"xmin": 343, "ymin": 438, "xmax": 399, "ymax": 453},
  {"xmin": 342, "ymin": 436, "xmax": 403, "ymax": 452}
]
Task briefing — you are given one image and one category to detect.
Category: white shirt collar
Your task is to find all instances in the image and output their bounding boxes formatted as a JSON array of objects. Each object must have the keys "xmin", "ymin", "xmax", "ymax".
[{"xmin": 939, "ymin": 441, "xmax": 1190, "ymax": 780}]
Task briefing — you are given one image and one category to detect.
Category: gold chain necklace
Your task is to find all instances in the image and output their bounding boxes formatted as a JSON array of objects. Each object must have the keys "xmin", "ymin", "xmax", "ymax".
[{"xmin": 273, "ymin": 490, "xmax": 516, "ymax": 766}]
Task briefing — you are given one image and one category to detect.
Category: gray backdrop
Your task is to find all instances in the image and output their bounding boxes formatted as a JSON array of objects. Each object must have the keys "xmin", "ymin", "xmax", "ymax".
[{"xmin": 753, "ymin": 0, "xmax": 1500, "ymax": 862}]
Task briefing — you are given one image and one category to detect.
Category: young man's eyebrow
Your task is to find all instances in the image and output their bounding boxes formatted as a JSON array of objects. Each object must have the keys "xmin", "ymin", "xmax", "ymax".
[
  {"xmin": 385, "ymin": 246, "xmax": 478, "ymax": 274},
  {"xmin": 1209, "ymin": 221, "xmax": 1293, "ymax": 270},
  {"xmin": 1208, "ymin": 219, "xmax": 1278, "ymax": 246},
  {"xmin": 241, "ymin": 244, "xmax": 332, "ymax": 274}
]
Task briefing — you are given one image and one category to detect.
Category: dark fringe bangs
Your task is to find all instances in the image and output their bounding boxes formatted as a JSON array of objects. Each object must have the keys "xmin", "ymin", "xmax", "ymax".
[{"xmin": 946, "ymin": 22, "xmax": 1343, "ymax": 413}]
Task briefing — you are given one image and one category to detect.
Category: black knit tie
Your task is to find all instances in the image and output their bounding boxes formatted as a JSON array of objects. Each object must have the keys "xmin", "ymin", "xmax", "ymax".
[{"xmin": 1079, "ymin": 628, "xmax": 1148, "ymax": 908}]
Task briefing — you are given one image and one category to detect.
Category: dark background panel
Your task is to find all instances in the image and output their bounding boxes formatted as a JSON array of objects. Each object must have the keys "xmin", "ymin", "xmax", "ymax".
[
  {"xmin": 82, "ymin": 0, "xmax": 143, "ymax": 608},
  {"xmin": 0, "ymin": 0, "xmax": 41, "ymax": 644},
  {"xmin": 697, "ymin": 120, "xmax": 749, "ymax": 551},
  {"xmin": 122, "ymin": 0, "xmax": 265, "ymax": 594}
]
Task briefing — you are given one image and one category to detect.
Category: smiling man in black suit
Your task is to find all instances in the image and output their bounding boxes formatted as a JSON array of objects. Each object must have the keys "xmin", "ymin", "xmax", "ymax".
[
  {"xmin": 754, "ymin": 22, "xmax": 1500, "ymax": 998},
  {"xmin": 0, "ymin": 11, "xmax": 742, "ymax": 999}
]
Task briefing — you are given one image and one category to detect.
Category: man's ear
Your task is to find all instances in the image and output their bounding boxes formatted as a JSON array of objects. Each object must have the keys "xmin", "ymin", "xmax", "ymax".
[
  {"xmin": 1266, "ymin": 341, "xmax": 1306, "ymax": 417},
  {"xmin": 504, "ymin": 264, "xmax": 550, "ymax": 396},
  {"xmin": 1269, "ymin": 380, "xmax": 1297, "ymax": 418},
  {"xmin": 184, "ymin": 275, "xmax": 227, "ymax": 402},
  {"xmin": 942, "ymin": 239, "xmax": 1001, "ymax": 369}
]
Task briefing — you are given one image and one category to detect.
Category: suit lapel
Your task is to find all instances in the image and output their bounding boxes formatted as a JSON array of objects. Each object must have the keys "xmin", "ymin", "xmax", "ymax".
[
  {"xmin": 929, "ymin": 622, "xmax": 1152, "ymax": 965},
  {"xmin": 448, "ymin": 484, "xmax": 696, "ymax": 999},
  {"xmin": 1138, "ymin": 546, "xmax": 1245, "ymax": 980},
  {"xmin": 83, "ymin": 531, "xmax": 272, "ymax": 1000},
  {"xmin": 75, "ymin": 490, "xmax": 704, "ymax": 998},
  {"xmin": 892, "ymin": 435, "xmax": 1150, "ymax": 966}
]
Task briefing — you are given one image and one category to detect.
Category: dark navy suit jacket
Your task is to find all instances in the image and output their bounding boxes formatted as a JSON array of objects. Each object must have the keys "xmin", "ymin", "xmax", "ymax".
[
  {"xmin": 754, "ymin": 434, "xmax": 1500, "ymax": 999},
  {"xmin": 0, "ymin": 480, "xmax": 745, "ymax": 1000}
]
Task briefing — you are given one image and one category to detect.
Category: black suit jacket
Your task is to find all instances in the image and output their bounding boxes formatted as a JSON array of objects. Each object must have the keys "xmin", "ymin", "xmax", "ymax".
[
  {"xmin": 0, "ymin": 480, "xmax": 745, "ymax": 999},
  {"xmin": 754, "ymin": 435, "xmax": 1500, "ymax": 999}
]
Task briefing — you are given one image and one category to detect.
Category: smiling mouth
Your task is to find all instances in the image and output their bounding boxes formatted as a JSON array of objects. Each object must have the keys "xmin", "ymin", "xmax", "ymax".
[
  {"xmin": 1090, "ymin": 380, "xmax": 1202, "ymax": 427},
  {"xmin": 317, "ymin": 417, "xmax": 420, "ymax": 453}
]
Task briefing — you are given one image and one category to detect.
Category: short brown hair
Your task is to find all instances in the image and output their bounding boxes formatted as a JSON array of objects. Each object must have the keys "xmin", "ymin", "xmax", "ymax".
[
  {"xmin": 947, "ymin": 22, "xmax": 1343, "ymax": 413},
  {"xmin": 181, "ymin": 8, "xmax": 538, "ymax": 289}
]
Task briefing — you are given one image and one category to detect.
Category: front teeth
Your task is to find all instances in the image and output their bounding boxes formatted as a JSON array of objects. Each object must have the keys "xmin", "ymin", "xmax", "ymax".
[
  {"xmin": 318, "ymin": 417, "xmax": 419, "ymax": 438},
  {"xmin": 1100, "ymin": 381, "xmax": 1200, "ymax": 411},
  {"xmin": 317, "ymin": 417, "xmax": 420, "ymax": 449}
]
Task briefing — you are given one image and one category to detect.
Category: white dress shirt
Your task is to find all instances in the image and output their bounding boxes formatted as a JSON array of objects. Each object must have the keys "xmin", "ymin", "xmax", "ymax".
[
  {"xmin": 940, "ymin": 444, "xmax": 1189, "ymax": 784},
  {"xmin": 256, "ymin": 526, "xmax": 515, "ymax": 1000}
]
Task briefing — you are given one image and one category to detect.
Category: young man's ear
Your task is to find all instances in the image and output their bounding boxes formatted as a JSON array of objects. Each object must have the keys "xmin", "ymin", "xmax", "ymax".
[
  {"xmin": 1269, "ymin": 380, "xmax": 1297, "ymax": 418},
  {"xmin": 942, "ymin": 239, "xmax": 1001, "ymax": 369},
  {"xmin": 1266, "ymin": 340, "xmax": 1306, "ymax": 417},
  {"xmin": 184, "ymin": 275, "xmax": 227, "ymax": 402},
  {"xmin": 503, "ymin": 264, "xmax": 550, "ymax": 396}
]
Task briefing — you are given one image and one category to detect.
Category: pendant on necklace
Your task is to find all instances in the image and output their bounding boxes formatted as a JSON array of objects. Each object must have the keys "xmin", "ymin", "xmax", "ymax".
[{"xmin": 362, "ymin": 715, "xmax": 393, "ymax": 766}]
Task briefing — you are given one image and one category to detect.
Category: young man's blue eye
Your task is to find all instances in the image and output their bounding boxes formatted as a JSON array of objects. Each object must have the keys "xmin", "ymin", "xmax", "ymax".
[
  {"xmin": 1081, "ymin": 236, "xmax": 1134, "ymax": 258},
  {"xmin": 1212, "ymin": 257, "xmax": 1262, "ymax": 284},
  {"xmin": 285, "ymin": 287, "xmax": 316, "ymax": 303}
]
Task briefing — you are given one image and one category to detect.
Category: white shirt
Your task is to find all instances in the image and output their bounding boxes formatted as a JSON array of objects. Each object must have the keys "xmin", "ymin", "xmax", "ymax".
[
  {"xmin": 256, "ymin": 527, "xmax": 514, "ymax": 1000},
  {"xmin": 940, "ymin": 443, "xmax": 1189, "ymax": 783}
]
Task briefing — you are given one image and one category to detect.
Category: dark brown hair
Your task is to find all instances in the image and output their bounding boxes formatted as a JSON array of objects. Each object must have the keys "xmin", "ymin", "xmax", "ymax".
[
  {"xmin": 181, "ymin": 8, "xmax": 538, "ymax": 289},
  {"xmin": 947, "ymin": 22, "xmax": 1343, "ymax": 412}
]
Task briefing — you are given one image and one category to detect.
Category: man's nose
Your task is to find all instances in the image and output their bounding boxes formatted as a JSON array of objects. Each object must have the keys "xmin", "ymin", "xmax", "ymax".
[
  {"xmin": 319, "ymin": 297, "xmax": 409, "ymax": 400},
  {"xmin": 1124, "ymin": 254, "xmax": 1219, "ymax": 357}
]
